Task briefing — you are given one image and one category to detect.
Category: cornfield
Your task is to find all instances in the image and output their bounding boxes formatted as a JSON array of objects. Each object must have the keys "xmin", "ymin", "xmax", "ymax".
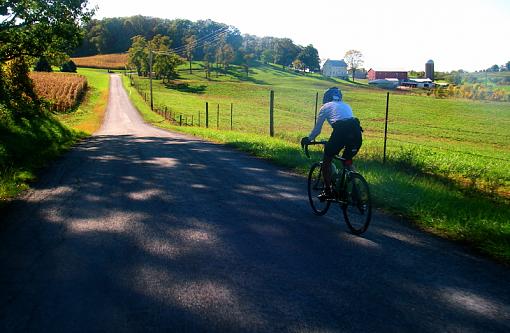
[
  {"xmin": 71, "ymin": 53, "xmax": 128, "ymax": 70},
  {"xmin": 30, "ymin": 72, "xmax": 88, "ymax": 112}
]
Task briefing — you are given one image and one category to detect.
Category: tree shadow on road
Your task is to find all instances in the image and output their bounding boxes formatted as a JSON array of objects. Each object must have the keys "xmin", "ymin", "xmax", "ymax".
[{"xmin": 0, "ymin": 134, "xmax": 509, "ymax": 332}]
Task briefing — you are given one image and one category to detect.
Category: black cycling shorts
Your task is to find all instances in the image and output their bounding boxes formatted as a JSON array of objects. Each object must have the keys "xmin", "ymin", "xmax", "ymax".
[{"xmin": 324, "ymin": 118, "xmax": 363, "ymax": 160}]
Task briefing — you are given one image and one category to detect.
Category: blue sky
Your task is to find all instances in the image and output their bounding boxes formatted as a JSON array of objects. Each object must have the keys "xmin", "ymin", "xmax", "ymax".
[{"xmin": 89, "ymin": 0, "xmax": 510, "ymax": 72}]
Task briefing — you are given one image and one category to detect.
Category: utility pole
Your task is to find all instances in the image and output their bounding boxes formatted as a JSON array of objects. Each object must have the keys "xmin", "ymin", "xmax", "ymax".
[{"xmin": 149, "ymin": 49, "xmax": 153, "ymax": 110}]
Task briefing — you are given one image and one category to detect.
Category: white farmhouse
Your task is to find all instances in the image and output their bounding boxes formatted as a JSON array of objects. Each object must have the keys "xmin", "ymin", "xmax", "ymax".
[{"xmin": 322, "ymin": 59, "xmax": 348, "ymax": 79}]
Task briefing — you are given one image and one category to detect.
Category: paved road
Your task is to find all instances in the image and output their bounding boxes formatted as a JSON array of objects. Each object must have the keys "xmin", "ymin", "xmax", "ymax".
[{"xmin": 1, "ymin": 75, "xmax": 509, "ymax": 332}]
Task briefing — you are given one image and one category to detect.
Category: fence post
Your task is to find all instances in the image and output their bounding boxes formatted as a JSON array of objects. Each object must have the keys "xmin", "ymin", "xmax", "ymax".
[
  {"xmin": 230, "ymin": 103, "xmax": 233, "ymax": 130},
  {"xmin": 314, "ymin": 92, "xmax": 319, "ymax": 125},
  {"xmin": 217, "ymin": 104, "xmax": 220, "ymax": 129},
  {"xmin": 179, "ymin": 114, "xmax": 183, "ymax": 126},
  {"xmin": 198, "ymin": 111, "xmax": 201, "ymax": 127},
  {"xmin": 383, "ymin": 92, "xmax": 390, "ymax": 164},
  {"xmin": 269, "ymin": 90, "xmax": 274, "ymax": 137},
  {"xmin": 206, "ymin": 102, "xmax": 209, "ymax": 128}
]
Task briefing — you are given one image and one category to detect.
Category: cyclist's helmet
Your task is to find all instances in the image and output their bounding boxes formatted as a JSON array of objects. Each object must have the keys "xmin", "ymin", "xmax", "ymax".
[{"xmin": 323, "ymin": 87, "xmax": 342, "ymax": 104}]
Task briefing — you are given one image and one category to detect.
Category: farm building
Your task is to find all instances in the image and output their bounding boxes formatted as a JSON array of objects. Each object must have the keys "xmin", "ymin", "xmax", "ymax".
[
  {"xmin": 368, "ymin": 78, "xmax": 400, "ymax": 89},
  {"xmin": 322, "ymin": 59, "xmax": 348, "ymax": 79},
  {"xmin": 401, "ymin": 78, "xmax": 435, "ymax": 88},
  {"xmin": 367, "ymin": 69, "xmax": 408, "ymax": 81}
]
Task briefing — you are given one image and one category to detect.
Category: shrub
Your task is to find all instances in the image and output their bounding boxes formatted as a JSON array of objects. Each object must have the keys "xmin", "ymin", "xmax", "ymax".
[
  {"xmin": 61, "ymin": 60, "xmax": 77, "ymax": 73},
  {"xmin": 34, "ymin": 57, "xmax": 52, "ymax": 72}
]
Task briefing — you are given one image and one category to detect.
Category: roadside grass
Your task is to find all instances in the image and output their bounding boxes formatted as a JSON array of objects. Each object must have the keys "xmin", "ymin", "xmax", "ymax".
[
  {"xmin": 0, "ymin": 68, "xmax": 110, "ymax": 206},
  {"xmin": 56, "ymin": 68, "xmax": 110, "ymax": 134},
  {"xmin": 0, "ymin": 108, "xmax": 80, "ymax": 205},
  {"xmin": 122, "ymin": 72, "xmax": 510, "ymax": 263}
]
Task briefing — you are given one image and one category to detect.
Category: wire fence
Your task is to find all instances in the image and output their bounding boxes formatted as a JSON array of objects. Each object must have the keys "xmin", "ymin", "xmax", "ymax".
[{"xmin": 127, "ymin": 73, "xmax": 510, "ymax": 165}]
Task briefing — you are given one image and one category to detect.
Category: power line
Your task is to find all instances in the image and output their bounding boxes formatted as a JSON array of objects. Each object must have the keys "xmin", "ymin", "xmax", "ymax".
[{"xmin": 170, "ymin": 28, "xmax": 229, "ymax": 55}]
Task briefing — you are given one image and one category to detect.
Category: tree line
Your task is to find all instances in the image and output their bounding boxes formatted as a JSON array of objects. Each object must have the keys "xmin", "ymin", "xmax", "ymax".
[{"xmin": 75, "ymin": 16, "xmax": 321, "ymax": 73}]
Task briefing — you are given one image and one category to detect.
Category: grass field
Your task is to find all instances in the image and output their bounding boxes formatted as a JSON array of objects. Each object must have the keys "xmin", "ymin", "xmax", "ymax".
[
  {"xmin": 129, "ymin": 63, "xmax": 510, "ymax": 199},
  {"xmin": 122, "ymin": 70, "xmax": 510, "ymax": 263}
]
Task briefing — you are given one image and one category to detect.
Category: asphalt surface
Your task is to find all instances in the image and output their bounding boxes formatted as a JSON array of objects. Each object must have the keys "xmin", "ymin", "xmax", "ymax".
[{"xmin": 1, "ymin": 75, "xmax": 509, "ymax": 332}]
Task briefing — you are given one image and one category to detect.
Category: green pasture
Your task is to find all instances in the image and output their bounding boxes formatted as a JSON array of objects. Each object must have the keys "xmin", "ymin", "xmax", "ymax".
[{"xmin": 129, "ymin": 62, "xmax": 510, "ymax": 197}]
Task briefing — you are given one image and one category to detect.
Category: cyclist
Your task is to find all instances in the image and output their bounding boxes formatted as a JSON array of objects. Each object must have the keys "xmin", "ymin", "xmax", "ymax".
[{"xmin": 301, "ymin": 87, "xmax": 363, "ymax": 200}]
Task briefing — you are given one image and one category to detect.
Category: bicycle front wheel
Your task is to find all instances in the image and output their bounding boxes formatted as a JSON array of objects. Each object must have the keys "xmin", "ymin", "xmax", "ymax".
[
  {"xmin": 342, "ymin": 172, "xmax": 372, "ymax": 235},
  {"xmin": 307, "ymin": 162, "xmax": 331, "ymax": 215}
]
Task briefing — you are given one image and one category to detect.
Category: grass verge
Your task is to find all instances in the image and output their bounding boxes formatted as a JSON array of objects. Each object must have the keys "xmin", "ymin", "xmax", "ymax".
[
  {"xmin": 56, "ymin": 68, "xmax": 110, "ymax": 134},
  {"xmin": 0, "ymin": 68, "xmax": 110, "ymax": 207},
  {"xmin": 123, "ymin": 74, "xmax": 510, "ymax": 263}
]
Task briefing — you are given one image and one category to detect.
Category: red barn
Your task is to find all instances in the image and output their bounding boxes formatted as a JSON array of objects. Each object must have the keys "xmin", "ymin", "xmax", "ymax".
[{"xmin": 367, "ymin": 68, "xmax": 408, "ymax": 81}]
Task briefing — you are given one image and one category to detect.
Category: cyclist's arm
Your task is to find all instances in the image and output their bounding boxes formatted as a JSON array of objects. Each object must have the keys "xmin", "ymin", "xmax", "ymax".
[{"xmin": 308, "ymin": 106, "xmax": 329, "ymax": 141}]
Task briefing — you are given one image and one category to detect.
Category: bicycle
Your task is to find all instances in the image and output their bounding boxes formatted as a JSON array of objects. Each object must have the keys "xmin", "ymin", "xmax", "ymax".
[{"xmin": 303, "ymin": 141, "xmax": 372, "ymax": 235}]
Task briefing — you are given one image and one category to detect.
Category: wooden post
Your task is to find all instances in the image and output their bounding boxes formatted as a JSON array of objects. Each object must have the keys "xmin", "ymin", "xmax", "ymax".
[
  {"xmin": 179, "ymin": 114, "xmax": 183, "ymax": 126},
  {"xmin": 230, "ymin": 103, "xmax": 233, "ymax": 130},
  {"xmin": 206, "ymin": 102, "xmax": 209, "ymax": 128},
  {"xmin": 383, "ymin": 92, "xmax": 390, "ymax": 164},
  {"xmin": 314, "ymin": 92, "xmax": 319, "ymax": 125},
  {"xmin": 198, "ymin": 111, "xmax": 201, "ymax": 127},
  {"xmin": 269, "ymin": 90, "xmax": 274, "ymax": 137},
  {"xmin": 217, "ymin": 104, "xmax": 219, "ymax": 129},
  {"xmin": 149, "ymin": 50, "xmax": 153, "ymax": 110}
]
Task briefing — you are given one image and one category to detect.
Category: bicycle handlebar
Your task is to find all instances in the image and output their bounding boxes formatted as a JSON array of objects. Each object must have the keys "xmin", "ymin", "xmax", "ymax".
[{"xmin": 303, "ymin": 141, "xmax": 327, "ymax": 158}]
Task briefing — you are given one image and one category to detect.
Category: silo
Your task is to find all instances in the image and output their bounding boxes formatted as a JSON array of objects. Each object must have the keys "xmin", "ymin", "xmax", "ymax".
[{"xmin": 425, "ymin": 59, "xmax": 434, "ymax": 81}]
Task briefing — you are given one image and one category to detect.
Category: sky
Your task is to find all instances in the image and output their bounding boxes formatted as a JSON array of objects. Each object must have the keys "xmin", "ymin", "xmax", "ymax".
[{"xmin": 88, "ymin": 0, "xmax": 510, "ymax": 72}]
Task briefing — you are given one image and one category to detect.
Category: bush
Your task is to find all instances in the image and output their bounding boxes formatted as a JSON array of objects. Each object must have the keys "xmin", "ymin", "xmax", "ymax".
[
  {"xmin": 34, "ymin": 57, "xmax": 52, "ymax": 72},
  {"xmin": 61, "ymin": 60, "xmax": 77, "ymax": 73}
]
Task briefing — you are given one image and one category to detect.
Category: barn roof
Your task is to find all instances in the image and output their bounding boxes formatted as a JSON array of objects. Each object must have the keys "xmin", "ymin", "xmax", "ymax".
[{"xmin": 324, "ymin": 59, "xmax": 347, "ymax": 67}]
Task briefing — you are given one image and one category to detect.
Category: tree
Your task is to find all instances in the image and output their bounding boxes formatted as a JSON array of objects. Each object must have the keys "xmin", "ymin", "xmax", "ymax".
[
  {"xmin": 185, "ymin": 35, "xmax": 196, "ymax": 74},
  {"xmin": 297, "ymin": 45, "xmax": 320, "ymax": 72},
  {"xmin": 292, "ymin": 59, "xmax": 304, "ymax": 72},
  {"xmin": 203, "ymin": 41, "xmax": 213, "ymax": 79},
  {"xmin": 344, "ymin": 50, "xmax": 364, "ymax": 81},
  {"xmin": 273, "ymin": 38, "xmax": 300, "ymax": 69},
  {"xmin": 260, "ymin": 49, "xmax": 273, "ymax": 64},
  {"xmin": 0, "ymin": 0, "xmax": 94, "ymax": 63},
  {"xmin": 128, "ymin": 35, "xmax": 148, "ymax": 76},
  {"xmin": 153, "ymin": 48, "xmax": 183, "ymax": 83},
  {"xmin": 506, "ymin": 61, "xmax": 510, "ymax": 71},
  {"xmin": 489, "ymin": 64, "xmax": 500, "ymax": 72}
]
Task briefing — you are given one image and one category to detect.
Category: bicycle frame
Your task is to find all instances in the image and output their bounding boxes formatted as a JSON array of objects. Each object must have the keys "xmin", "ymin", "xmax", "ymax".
[{"xmin": 305, "ymin": 142, "xmax": 355, "ymax": 204}]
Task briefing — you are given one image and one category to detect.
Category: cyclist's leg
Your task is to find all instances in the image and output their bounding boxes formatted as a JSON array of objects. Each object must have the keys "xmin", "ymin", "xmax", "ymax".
[{"xmin": 323, "ymin": 124, "xmax": 347, "ymax": 197}]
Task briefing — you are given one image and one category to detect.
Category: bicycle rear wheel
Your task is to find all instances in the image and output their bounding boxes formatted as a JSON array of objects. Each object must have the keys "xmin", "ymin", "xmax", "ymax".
[
  {"xmin": 342, "ymin": 172, "xmax": 372, "ymax": 235},
  {"xmin": 307, "ymin": 162, "xmax": 331, "ymax": 215}
]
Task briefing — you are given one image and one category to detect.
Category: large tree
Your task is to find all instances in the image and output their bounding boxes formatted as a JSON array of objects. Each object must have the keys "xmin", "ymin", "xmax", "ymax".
[
  {"xmin": 273, "ymin": 38, "xmax": 300, "ymax": 69},
  {"xmin": 297, "ymin": 44, "xmax": 320, "ymax": 72},
  {"xmin": 128, "ymin": 35, "xmax": 148, "ymax": 76},
  {"xmin": 344, "ymin": 49, "xmax": 364, "ymax": 81},
  {"xmin": 0, "ymin": 0, "xmax": 94, "ymax": 62}
]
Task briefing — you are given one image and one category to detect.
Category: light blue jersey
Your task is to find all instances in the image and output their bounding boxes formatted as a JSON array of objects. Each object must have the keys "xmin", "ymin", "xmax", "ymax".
[{"xmin": 308, "ymin": 101, "xmax": 354, "ymax": 141}]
